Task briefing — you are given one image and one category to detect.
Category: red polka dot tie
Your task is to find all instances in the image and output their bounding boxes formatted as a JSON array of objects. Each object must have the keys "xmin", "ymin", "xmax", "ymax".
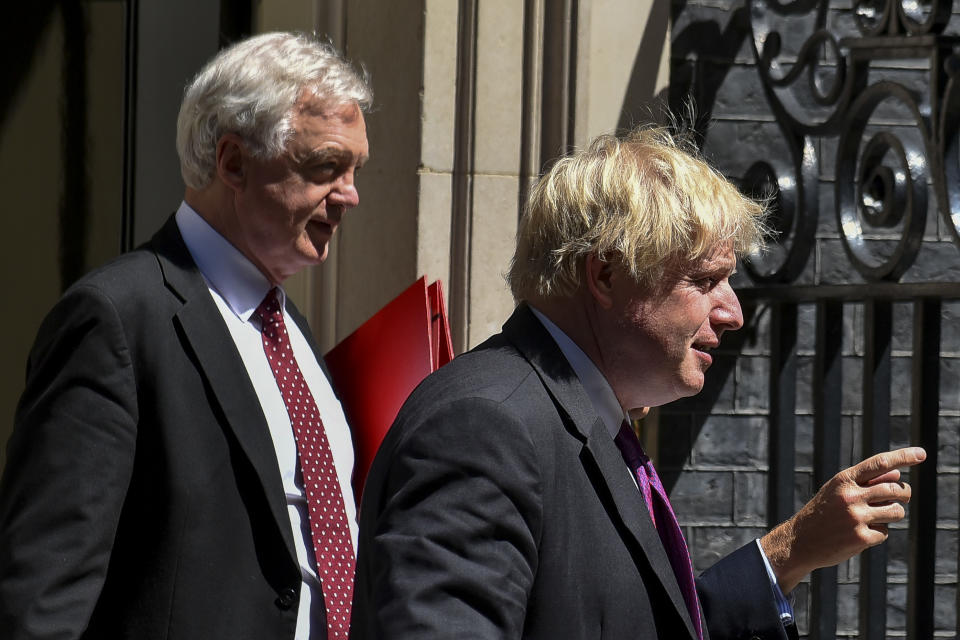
[{"xmin": 255, "ymin": 288, "xmax": 354, "ymax": 639}]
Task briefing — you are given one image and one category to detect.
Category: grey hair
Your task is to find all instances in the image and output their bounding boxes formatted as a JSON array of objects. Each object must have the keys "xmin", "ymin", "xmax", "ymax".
[{"xmin": 176, "ymin": 31, "xmax": 373, "ymax": 190}]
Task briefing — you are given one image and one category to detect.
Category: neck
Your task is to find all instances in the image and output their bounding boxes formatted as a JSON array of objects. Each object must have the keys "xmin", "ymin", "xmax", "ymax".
[
  {"xmin": 529, "ymin": 293, "xmax": 644, "ymax": 416},
  {"xmin": 183, "ymin": 187, "xmax": 284, "ymax": 285},
  {"xmin": 184, "ymin": 186, "xmax": 230, "ymax": 237},
  {"xmin": 530, "ymin": 292, "xmax": 609, "ymax": 384}
]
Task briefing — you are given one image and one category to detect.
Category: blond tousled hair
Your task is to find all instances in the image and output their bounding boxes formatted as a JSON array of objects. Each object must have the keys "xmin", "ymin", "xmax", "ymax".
[{"xmin": 507, "ymin": 126, "xmax": 768, "ymax": 301}]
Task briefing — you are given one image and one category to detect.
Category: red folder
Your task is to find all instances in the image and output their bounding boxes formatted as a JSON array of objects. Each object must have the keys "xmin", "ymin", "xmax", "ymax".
[{"xmin": 324, "ymin": 277, "xmax": 453, "ymax": 497}]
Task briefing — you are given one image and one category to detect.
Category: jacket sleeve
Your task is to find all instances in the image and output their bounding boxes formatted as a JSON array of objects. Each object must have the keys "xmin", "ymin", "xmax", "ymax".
[
  {"xmin": 0, "ymin": 284, "xmax": 139, "ymax": 640},
  {"xmin": 697, "ymin": 541, "xmax": 798, "ymax": 640},
  {"xmin": 352, "ymin": 397, "xmax": 543, "ymax": 640}
]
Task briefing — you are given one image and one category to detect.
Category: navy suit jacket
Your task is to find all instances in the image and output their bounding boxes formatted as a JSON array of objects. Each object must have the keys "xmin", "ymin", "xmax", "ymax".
[
  {"xmin": 0, "ymin": 216, "xmax": 331, "ymax": 639},
  {"xmin": 352, "ymin": 304, "xmax": 795, "ymax": 640}
]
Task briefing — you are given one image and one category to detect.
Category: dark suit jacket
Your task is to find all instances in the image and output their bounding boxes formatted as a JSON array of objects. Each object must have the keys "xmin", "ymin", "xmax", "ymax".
[
  {"xmin": 0, "ymin": 217, "xmax": 330, "ymax": 639},
  {"xmin": 352, "ymin": 304, "xmax": 793, "ymax": 640}
]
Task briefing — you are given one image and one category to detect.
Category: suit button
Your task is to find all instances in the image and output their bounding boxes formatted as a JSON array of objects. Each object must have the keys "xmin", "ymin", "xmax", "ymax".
[{"xmin": 275, "ymin": 588, "xmax": 297, "ymax": 611}]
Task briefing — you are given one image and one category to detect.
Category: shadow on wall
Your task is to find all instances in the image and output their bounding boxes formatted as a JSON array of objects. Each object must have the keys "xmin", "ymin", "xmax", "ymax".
[
  {"xmin": 1, "ymin": 2, "xmax": 61, "ymax": 131},
  {"xmin": 668, "ymin": 0, "xmax": 753, "ymax": 143},
  {"xmin": 615, "ymin": 0, "xmax": 672, "ymax": 133},
  {"xmin": 2, "ymin": 1, "xmax": 89, "ymax": 292}
]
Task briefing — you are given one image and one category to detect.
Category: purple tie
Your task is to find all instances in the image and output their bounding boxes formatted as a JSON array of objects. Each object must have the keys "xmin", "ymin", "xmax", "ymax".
[{"xmin": 615, "ymin": 422, "xmax": 703, "ymax": 640}]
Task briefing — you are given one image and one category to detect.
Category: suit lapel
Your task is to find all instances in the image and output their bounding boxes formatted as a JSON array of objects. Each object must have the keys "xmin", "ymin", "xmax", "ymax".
[
  {"xmin": 503, "ymin": 304, "xmax": 698, "ymax": 639},
  {"xmin": 149, "ymin": 218, "xmax": 298, "ymax": 564},
  {"xmin": 582, "ymin": 422, "xmax": 699, "ymax": 639}
]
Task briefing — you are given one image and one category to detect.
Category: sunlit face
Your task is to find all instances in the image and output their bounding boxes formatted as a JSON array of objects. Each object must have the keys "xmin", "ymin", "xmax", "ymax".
[
  {"xmin": 598, "ymin": 243, "xmax": 744, "ymax": 411},
  {"xmin": 233, "ymin": 95, "xmax": 369, "ymax": 283}
]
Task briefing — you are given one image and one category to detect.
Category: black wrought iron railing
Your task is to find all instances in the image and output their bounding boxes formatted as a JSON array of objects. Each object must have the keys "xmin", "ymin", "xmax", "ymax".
[{"xmin": 733, "ymin": 0, "xmax": 960, "ymax": 635}]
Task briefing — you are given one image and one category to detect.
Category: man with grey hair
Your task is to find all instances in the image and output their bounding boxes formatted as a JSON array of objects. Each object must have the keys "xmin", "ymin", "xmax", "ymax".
[
  {"xmin": 0, "ymin": 32, "xmax": 370, "ymax": 640},
  {"xmin": 351, "ymin": 127, "xmax": 924, "ymax": 639}
]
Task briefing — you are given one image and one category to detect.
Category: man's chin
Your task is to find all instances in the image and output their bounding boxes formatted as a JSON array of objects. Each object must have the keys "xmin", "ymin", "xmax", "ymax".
[
  {"xmin": 296, "ymin": 239, "xmax": 330, "ymax": 264},
  {"xmin": 675, "ymin": 376, "xmax": 706, "ymax": 399}
]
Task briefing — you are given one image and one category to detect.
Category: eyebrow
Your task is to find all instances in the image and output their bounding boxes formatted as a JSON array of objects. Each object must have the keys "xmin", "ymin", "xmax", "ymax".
[
  {"xmin": 297, "ymin": 147, "xmax": 367, "ymax": 167},
  {"xmin": 689, "ymin": 260, "xmax": 736, "ymax": 278}
]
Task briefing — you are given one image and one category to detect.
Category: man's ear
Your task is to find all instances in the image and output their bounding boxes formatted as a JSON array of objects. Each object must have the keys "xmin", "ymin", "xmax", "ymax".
[
  {"xmin": 216, "ymin": 133, "xmax": 246, "ymax": 192},
  {"xmin": 585, "ymin": 253, "xmax": 615, "ymax": 309}
]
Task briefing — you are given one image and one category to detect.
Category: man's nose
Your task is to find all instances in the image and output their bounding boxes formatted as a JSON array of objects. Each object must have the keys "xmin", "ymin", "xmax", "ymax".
[
  {"xmin": 329, "ymin": 174, "xmax": 360, "ymax": 209},
  {"xmin": 712, "ymin": 284, "xmax": 743, "ymax": 334}
]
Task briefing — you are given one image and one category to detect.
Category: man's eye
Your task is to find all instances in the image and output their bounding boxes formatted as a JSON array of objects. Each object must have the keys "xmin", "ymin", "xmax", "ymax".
[
  {"xmin": 305, "ymin": 162, "xmax": 340, "ymax": 180},
  {"xmin": 698, "ymin": 277, "xmax": 719, "ymax": 290}
]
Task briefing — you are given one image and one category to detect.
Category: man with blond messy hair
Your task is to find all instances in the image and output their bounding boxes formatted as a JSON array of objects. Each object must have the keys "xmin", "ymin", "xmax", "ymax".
[{"xmin": 351, "ymin": 127, "xmax": 923, "ymax": 639}]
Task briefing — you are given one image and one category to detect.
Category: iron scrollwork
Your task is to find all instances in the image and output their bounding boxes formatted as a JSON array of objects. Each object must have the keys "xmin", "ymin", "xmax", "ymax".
[{"xmin": 745, "ymin": 0, "xmax": 960, "ymax": 282}]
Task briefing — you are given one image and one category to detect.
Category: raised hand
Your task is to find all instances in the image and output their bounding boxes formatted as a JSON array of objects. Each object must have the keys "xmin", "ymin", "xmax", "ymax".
[{"xmin": 759, "ymin": 446, "xmax": 926, "ymax": 594}]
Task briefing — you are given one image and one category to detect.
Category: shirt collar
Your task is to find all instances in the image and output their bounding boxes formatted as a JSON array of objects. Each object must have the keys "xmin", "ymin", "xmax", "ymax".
[
  {"xmin": 528, "ymin": 305, "xmax": 628, "ymax": 440},
  {"xmin": 174, "ymin": 201, "xmax": 281, "ymax": 321}
]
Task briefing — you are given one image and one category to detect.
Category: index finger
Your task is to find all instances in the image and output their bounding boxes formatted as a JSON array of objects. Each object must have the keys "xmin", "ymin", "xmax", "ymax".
[{"xmin": 850, "ymin": 447, "xmax": 927, "ymax": 484}]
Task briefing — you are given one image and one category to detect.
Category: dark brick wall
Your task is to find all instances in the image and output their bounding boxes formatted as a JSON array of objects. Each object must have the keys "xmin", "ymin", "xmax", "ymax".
[{"xmin": 666, "ymin": 0, "xmax": 960, "ymax": 635}]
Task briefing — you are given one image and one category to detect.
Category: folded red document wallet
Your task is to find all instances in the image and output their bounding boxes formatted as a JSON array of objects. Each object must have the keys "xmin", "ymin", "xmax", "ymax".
[{"xmin": 324, "ymin": 276, "xmax": 453, "ymax": 498}]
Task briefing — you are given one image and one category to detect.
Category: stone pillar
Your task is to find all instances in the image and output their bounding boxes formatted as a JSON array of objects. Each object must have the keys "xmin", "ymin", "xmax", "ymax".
[{"xmin": 299, "ymin": 0, "xmax": 670, "ymax": 354}]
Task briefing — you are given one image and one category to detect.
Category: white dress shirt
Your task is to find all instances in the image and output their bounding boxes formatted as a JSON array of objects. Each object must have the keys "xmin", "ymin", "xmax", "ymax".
[{"xmin": 176, "ymin": 202, "xmax": 357, "ymax": 640}]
